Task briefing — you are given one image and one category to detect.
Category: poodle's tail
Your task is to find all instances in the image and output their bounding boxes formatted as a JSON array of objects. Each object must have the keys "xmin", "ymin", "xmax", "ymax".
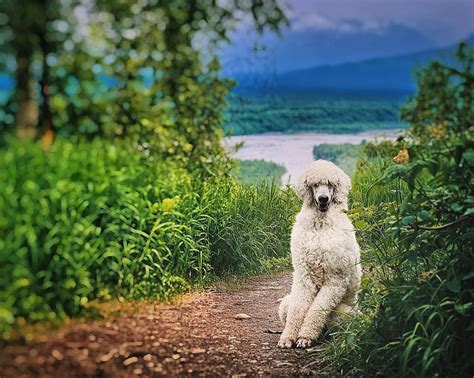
[{"xmin": 278, "ymin": 294, "xmax": 291, "ymax": 325}]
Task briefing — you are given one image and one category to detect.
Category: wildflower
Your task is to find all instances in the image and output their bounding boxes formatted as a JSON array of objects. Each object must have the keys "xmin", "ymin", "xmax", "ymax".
[
  {"xmin": 161, "ymin": 196, "xmax": 180, "ymax": 211},
  {"xmin": 393, "ymin": 149, "xmax": 409, "ymax": 164},
  {"xmin": 418, "ymin": 270, "xmax": 433, "ymax": 283},
  {"xmin": 428, "ymin": 123, "xmax": 446, "ymax": 139}
]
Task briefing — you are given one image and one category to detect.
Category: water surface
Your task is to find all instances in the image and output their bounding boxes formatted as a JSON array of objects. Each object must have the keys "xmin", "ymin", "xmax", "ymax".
[{"xmin": 224, "ymin": 130, "xmax": 402, "ymax": 184}]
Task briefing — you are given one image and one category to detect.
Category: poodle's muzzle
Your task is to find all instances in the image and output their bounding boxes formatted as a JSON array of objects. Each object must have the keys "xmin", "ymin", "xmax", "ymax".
[{"xmin": 312, "ymin": 184, "xmax": 334, "ymax": 212}]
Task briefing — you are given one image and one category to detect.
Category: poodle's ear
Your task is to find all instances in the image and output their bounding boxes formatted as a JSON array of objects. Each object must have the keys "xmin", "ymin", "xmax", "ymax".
[
  {"xmin": 332, "ymin": 172, "xmax": 352, "ymax": 205},
  {"xmin": 295, "ymin": 175, "xmax": 311, "ymax": 202}
]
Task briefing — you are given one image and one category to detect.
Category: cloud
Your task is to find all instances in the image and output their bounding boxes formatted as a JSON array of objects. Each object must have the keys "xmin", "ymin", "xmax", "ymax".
[
  {"xmin": 289, "ymin": 0, "xmax": 474, "ymax": 44},
  {"xmin": 290, "ymin": 10, "xmax": 386, "ymax": 34},
  {"xmin": 291, "ymin": 12, "xmax": 335, "ymax": 31}
]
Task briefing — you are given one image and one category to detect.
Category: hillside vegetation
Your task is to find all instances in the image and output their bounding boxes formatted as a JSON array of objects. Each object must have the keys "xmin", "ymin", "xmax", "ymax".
[
  {"xmin": 225, "ymin": 90, "xmax": 406, "ymax": 135},
  {"xmin": 321, "ymin": 43, "xmax": 473, "ymax": 377}
]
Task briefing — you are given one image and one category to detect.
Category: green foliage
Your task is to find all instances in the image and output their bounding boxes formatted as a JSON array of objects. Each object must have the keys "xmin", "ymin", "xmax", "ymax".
[
  {"xmin": 0, "ymin": 0, "xmax": 287, "ymax": 174},
  {"xmin": 235, "ymin": 159, "xmax": 286, "ymax": 186},
  {"xmin": 0, "ymin": 137, "xmax": 299, "ymax": 340},
  {"xmin": 206, "ymin": 182, "xmax": 299, "ymax": 274},
  {"xmin": 313, "ymin": 143, "xmax": 363, "ymax": 176},
  {"xmin": 225, "ymin": 91, "xmax": 406, "ymax": 135},
  {"xmin": 321, "ymin": 44, "xmax": 474, "ymax": 376}
]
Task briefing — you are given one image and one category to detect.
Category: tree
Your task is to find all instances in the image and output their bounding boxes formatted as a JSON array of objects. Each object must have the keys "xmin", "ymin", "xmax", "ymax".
[
  {"xmin": 2, "ymin": 0, "xmax": 39, "ymax": 139},
  {"xmin": 1, "ymin": 0, "xmax": 81, "ymax": 139},
  {"xmin": 1, "ymin": 0, "xmax": 288, "ymax": 170}
]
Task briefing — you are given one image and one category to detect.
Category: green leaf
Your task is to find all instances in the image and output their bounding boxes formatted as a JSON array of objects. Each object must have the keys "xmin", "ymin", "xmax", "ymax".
[
  {"xmin": 464, "ymin": 208, "xmax": 474, "ymax": 216},
  {"xmin": 354, "ymin": 220, "xmax": 369, "ymax": 230},
  {"xmin": 454, "ymin": 302, "xmax": 472, "ymax": 315},
  {"xmin": 450, "ymin": 203, "xmax": 463, "ymax": 212},
  {"xmin": 419, "ymin": 210, "xmax": 430, "ymax": 221},
  {"xmin": 401, "ymin": 216, "xmax": 416, "ymax": 225},
  {"xmin": 462, "ymin": 272, "xmax": 474, "ymax": 280},
  {"xmin": 462, "ymin": 151, "xmax": 474, "ymax": 165},
  {"xmin": 446, "ymin": 279, "xmax": 461, "ymax": 293}
]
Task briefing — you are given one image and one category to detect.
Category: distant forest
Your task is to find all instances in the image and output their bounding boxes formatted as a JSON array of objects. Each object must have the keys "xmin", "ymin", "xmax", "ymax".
[{"xmin": 225, "ymin": 90, "xmax": 408, "ymax": 135}]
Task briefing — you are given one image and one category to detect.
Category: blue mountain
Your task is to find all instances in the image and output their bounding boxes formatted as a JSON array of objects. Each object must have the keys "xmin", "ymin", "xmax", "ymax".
[
  {"xmin": 222, "ymin": 21, "xmax": 439, "ymax": 74},
  {"xmin": 232, "ymin": 36, "xmax": 473, "ymax": 92}
]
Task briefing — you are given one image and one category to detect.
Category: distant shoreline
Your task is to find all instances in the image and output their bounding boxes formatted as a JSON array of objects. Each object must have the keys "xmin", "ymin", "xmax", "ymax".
[
  {"xmin": 226, "ymin": 127, "xmax": 405, "ymax": 138},
  {"xmin": 224, "ymin": 128, "xmax": 403, "ymax": 184}
]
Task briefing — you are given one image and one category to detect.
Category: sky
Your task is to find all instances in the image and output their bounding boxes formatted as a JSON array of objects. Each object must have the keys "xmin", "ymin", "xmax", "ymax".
[{"xmin": 287, "ymin": 0, "xmax": 474, "ymax": 45}]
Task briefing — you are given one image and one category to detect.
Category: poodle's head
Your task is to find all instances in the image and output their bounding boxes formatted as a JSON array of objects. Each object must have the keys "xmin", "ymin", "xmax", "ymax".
[{"xmin": 295, "ymin": 160, "xmax": 351, "ymax": 212}]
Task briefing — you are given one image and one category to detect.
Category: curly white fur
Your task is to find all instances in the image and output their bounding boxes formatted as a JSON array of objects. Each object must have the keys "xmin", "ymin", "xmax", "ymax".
[{"xmin": 278, "ymin": 160, "xmax": 361, "ymax": 349}]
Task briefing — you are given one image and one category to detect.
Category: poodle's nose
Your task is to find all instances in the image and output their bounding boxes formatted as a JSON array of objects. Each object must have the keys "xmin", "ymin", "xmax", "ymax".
[{"xmin": 318, "ymin": 195, "xmax": 329, "ymax": 204}]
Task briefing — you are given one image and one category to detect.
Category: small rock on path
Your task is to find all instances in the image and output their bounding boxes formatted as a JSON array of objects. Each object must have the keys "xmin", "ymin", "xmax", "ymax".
[{"xmin": 0, "ymin": 273, "xmax": 320, "ymax": 376}]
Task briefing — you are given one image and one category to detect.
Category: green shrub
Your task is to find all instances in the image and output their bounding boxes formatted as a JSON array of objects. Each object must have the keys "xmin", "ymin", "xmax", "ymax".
[
  {"xmin": 0, "ymin": 137, "xmax": 299, "ymax": 339},
  {"xmin": 320, "ymin": 43, "xmax": 474, "ymax": 377}
]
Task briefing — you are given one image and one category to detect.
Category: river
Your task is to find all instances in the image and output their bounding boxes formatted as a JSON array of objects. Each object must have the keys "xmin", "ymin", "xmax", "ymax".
[{"xmin": 224, "ymin": 129, "xmax": 402, "ymax": 184}]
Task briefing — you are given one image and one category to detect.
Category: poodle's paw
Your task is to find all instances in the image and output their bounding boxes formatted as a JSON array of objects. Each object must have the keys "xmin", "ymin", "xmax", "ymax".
[
  {"xmin": 296, "ymin": 337, "xmax": 315, "ymax": 349},
  {"xmin": 277, "ymin": 336, "xmax": 295, "ymax": 348}
]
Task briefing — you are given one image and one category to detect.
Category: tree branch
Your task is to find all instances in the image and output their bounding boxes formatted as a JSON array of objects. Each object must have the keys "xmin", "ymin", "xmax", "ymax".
[{"xmin": 414, "ymin": 216, "xmax": 471, "ymax": 231}]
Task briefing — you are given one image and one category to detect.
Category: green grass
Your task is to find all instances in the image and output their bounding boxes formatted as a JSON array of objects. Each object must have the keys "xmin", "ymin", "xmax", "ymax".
[
  {"xmin": 0, "ymin": 137, "xmax": 300, "ymax": 340},
  {"xmin": 313, "ymin": 143, "xmax": 363, "ymax": 176},
  {"xmin": 225, "ymin": 91, "xmax": 407, "ymax": 135},
  {"xmin": 235, "ymin": 159, "xmax": 286, "ymax": 186}
]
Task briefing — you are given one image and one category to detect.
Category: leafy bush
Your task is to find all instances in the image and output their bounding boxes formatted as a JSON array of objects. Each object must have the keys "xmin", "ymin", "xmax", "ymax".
[
  {"xmin": 235, "ymin": 159, "xmax": 286, "ymax": 186},
  {"xmin": 0, "ymin": 137, "xmax": 299, "ymax": 339},
  {"xmin": 320, "ymin": 43, "xmax": 474, "ymax": 376}
]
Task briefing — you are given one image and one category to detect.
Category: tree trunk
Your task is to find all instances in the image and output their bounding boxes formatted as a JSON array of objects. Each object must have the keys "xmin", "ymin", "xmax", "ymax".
[
  {"xmin": 15, "ymin": 55, "xmax": 38, "ymax": 140},
  {"xmin": 38, "ymin": 0, "xmax": 53, "ymax": 137},
  {"xmin": 12, "ymin": 0, "xmax": 38, "ymax": 140}
]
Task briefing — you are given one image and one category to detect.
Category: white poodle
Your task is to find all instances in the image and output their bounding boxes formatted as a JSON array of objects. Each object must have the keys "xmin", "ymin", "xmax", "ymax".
[{"xmin": 278, "ymin": 160, "xmax": 361, "ymax": 349}]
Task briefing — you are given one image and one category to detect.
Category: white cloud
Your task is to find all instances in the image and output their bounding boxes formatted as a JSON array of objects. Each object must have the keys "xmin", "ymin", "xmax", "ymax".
[
  {"xmin": 290, "ymin": 10, "xmax": 386, "ymax": 34},
  {"xmin": 289, "ymin": 0, "xmax": 474, "ymax": 44},
  {"xmin": 291, "ymin": 12, "xmax": 335, "ymax": 30}
]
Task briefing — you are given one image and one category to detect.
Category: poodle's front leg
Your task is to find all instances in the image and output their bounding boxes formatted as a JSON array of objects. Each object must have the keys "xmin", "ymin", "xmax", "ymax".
[
  {"xmin": 277, "ymin": 280, "xmax": 313, "ymax": 348},
  {"xmin": 296, "ymin": 280, "xmax": 346, "ymax": 348}
]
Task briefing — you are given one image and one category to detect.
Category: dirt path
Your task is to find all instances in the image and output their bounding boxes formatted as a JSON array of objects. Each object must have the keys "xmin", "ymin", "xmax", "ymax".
[{"xmin": 0, "ymin": 273, "xmax": 322, "ymax": 377}]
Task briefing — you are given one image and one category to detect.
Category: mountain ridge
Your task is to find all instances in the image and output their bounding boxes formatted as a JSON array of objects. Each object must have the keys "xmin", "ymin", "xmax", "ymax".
[{"xmin": 232, "ymin": 35, "xmax": 473, "ymax": 92}]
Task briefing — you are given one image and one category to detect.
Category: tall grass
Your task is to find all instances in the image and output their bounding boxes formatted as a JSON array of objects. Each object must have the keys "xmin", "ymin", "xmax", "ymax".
[
  {"xmin": 205, "ymin": 182, "xmax": 298, "ymax": 274},
  {"xmin": 0, "ymin": 137, "xmax": 299, "ymax": 339},
  {"xmin": 234, "ymin": 159, "xmax": 286, "ymax": 186}
]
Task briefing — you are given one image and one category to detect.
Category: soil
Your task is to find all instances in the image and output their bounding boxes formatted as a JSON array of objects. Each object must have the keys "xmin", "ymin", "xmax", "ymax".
[{"xmin": 0, "ymin": 273, "xmax": 324, "ymax": 377}]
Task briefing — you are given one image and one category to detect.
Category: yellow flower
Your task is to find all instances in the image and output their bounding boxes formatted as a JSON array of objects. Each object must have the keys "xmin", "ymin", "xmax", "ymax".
[
  {"xmin": 428, "ymin": 123, "xmax": 446, "ymax": 139},
  {"xmin": 161, "ymin": 196, "xmax": 180, "ymax": 211},
  {"xmin": 393, "ymin": 149, "xmax": 409, "ymax": 164},
  {"xmin": 418, "ymin": 270, "xmax": 433, "ymax": 283}
]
